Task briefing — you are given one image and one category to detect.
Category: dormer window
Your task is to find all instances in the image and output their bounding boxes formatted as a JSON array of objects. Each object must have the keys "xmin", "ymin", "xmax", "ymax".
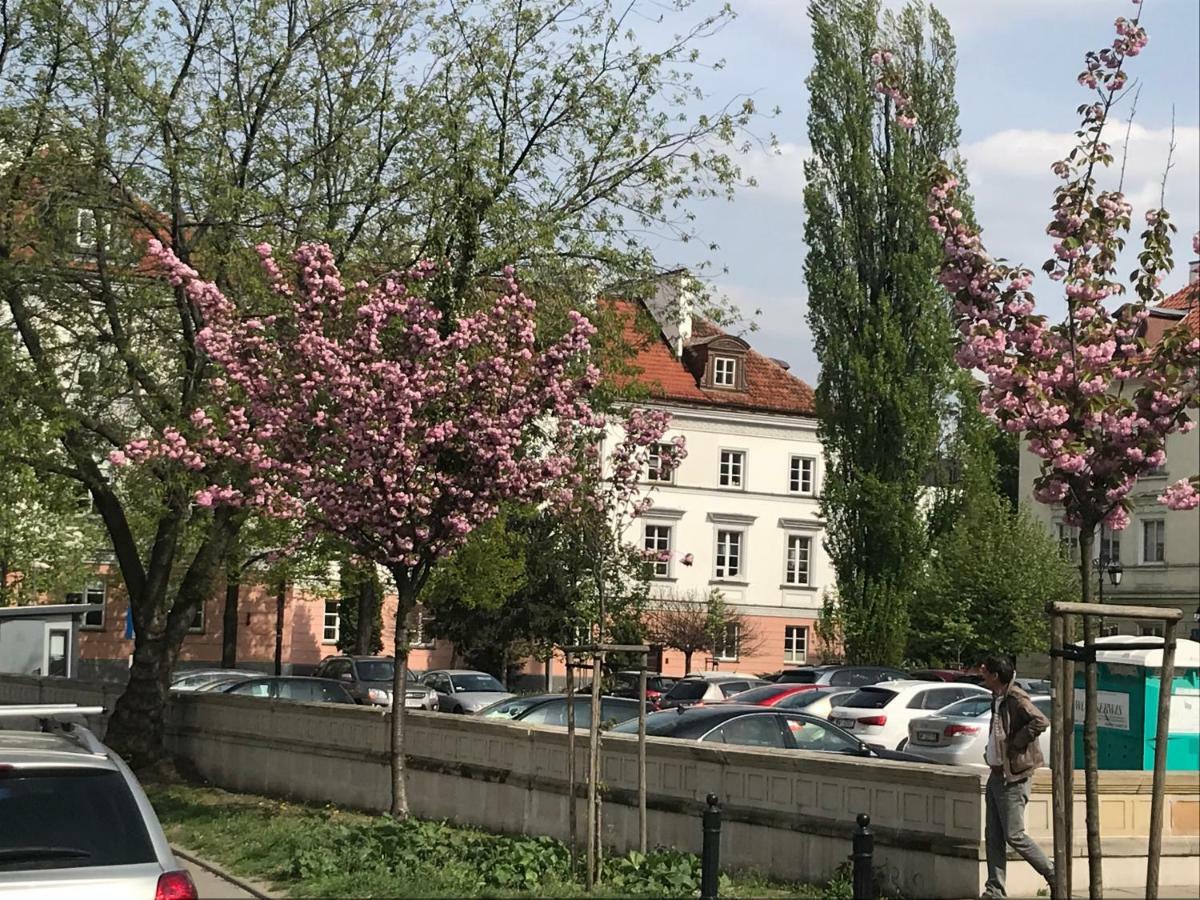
[{"xmin": 713, "ymin": 356, "xmax": 737, "ymax": 387}]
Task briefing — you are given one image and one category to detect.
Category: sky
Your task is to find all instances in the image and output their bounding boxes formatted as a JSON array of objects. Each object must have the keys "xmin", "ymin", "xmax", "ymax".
[{"xmin": 648, "ymin": 0, "xmax": 1200, "ymax": 386}]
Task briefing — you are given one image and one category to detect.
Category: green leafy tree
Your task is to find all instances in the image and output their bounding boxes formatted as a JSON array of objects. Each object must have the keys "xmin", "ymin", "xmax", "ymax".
[
  {"xmin": 647, "ymin": 588, "xmax": 761, "ymax": 674},
  {"xmin": 802, "ymin": 0, "xmax": 963, "ymax": 664},
  {"xmin": 337, "ymin": 558, "xmax": 385, "ymax": 658},
  {"xmin": 0, "ymin": 0, "xmax": 755, "ymax": 766}
]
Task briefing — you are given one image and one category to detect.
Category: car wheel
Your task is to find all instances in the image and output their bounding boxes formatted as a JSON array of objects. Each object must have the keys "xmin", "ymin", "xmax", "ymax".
[
  {"xmin": 896, "ymin": 738, "xmax": 908, "ymax": 751},
  {"xmin": 453, "ymin": 706, "xmax": 465, "ymax": 714}
]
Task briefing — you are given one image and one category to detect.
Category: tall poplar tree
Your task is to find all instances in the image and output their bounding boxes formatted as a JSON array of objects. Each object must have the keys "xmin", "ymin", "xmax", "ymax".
[{"xmin": 803, "ymin": 0, "xmax": 962, "ymax": 663}]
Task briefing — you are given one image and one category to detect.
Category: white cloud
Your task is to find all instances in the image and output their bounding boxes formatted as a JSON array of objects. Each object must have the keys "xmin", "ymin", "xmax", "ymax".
[
  {"xmin": 739, "ymin": 141, "xmax": 811, "ymax": 204},
  {"xmin": 715, "ymin": 281, "xmax": 820, "ymax": 385}
]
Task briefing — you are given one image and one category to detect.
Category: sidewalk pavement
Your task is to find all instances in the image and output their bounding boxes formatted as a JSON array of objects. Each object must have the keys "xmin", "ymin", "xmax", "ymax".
[{"xmin": 174, "ymin": 846, "xmax": 275, "ymax": 900}]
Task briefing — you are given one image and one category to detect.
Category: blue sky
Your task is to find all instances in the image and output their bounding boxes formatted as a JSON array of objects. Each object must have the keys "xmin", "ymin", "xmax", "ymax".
[{"xmin": 651, "ymin": 0, "xmax": 1200, "ymax": 385}]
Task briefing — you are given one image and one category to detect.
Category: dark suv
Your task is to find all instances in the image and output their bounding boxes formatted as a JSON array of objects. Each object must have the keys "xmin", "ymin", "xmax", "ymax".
[
  {"xmin": 608, "ymin": 671, "xmax": 678, "ymax": 706},
  {"xmin": 766, "ymin": 666, "xmax": 907, "ymax": 688}
]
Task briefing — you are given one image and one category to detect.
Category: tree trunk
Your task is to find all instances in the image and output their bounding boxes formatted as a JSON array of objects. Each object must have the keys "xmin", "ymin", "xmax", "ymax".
[
  {"xmin": 274, "ymin": 582, "xmax": 286, "ymax": 676},
  {"xmin": 355, "ymin": 577, "xmax": 377, "ymax": 656},
  {"xmin": 1079, "ymin": 526, "xmax": 1103, "ymax": 899},
  {"xmin": 388, "ymin": 569, "xmax": 418, "ymax": 819},
  {"xmin": 683, "ymin": 649, "xmax": 693, "ymax": 674},
  {"xmin": 221, "ymin": 575, "xmax": 240, "ymax": 668},
  {"xmin": 104, "ymin": 627, "xmax": 174, "ymax": 769}
]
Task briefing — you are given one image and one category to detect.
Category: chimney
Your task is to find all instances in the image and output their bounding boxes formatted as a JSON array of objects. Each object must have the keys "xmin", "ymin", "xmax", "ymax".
[
  {"xmin": 645, "ymin": 271, "xmax": 695, "ymax": 358},
  {"xmin": 1189, "ymin": 259, "xmax": 1199, "ymax": 285}
]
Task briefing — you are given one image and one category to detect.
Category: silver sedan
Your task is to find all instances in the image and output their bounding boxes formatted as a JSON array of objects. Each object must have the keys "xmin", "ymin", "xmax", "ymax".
[{"xmin": 906, "ymin": 694, "xmax": 1052, "ymax": 767}]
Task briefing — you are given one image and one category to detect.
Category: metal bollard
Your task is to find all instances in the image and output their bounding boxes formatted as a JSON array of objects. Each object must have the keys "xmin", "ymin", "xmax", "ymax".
[
  {"xmin": 700, "ymin": 793, "xmax": 722, "ymax": 900},
  {"xmin": 851, "ymin": 813, "xmax": 875, "ymax": 900}
]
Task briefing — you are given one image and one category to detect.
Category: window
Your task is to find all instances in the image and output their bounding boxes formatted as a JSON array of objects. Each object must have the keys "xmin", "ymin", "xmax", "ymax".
[
  {"xmin": 714, "ymin": 622, "xmax": 740, "ymax": 661},
  {"xmin": 714, "ymin": 530, "xmax": 743, "ymax": 579},
  {"xmin": 713, "ymin": 356, "xmax": 737, "ymax": 387},
  {"xmin": 785, "ymin": 535, "xmax": 811, "ymax": 586},
  {"xmin": 409, "ymin": 608, "xmax": 434, "ymax": 647},
  {"xmin": 646, "ymin": 443, "xmax": 675, "ymax": 483},
  {"xmin": 1139, "ymin": 622, "xmax": 1164, "ymax": 638},
  {"xmin": 784, "ymin": 625, "xmax": 808, "ymax": 664},
  {"xmin": 783, "ymin": 716, "xmax": 859, "ymax": 753},
  {"xmin": 1099, "ymin": 622, "xmax": 1120, "ymax": 637},
  {"xmin": 322, "ymin": 600, "xmax": 340, "ymax": 643},
  {"xmin": 644, "ymin": 524, "xmax": 672, "ymax": 578},
  {"xmin": 703, "ymin": 714, "xmax": 785, "ymax": 748},
  {"xmin": 1141, "ymin": 519, "xmax": 1165, "ymax": 564},
  {"xmin": 719, "ymin": 450, "xmax": 745, "ymax": 488},
  {"xmin": 1099, "ymin": 525, "xmax": 1121, "ymax": 564},
  {"xmin": 68, "ymin": 581, "xmax": 106, "ymax": 630},
  {"xmin": 189, "ymin": 604, "xmax": 205, "ymax": 634},
  {"xmin": 1056, "ymin": 522, "xmax": 1079, "ymax": 562},
  {"xmin": 789, "ymin": 456, "xmax": 815, "ymax": 495},
  {"xmin": 46, "ymin": 628, "xmax": 70, "ymax": 677}
]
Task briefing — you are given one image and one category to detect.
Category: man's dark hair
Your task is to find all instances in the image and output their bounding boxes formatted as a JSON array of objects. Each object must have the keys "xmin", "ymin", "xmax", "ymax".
[{"xmin": 982, "ymin": 655, "xmax": 1015, "ymax": 685}]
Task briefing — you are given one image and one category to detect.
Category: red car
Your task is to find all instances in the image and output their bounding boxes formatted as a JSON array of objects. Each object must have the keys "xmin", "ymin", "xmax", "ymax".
[{"xmin": 717, "ymin": 683, "xmax": 822, "ymax": 707}]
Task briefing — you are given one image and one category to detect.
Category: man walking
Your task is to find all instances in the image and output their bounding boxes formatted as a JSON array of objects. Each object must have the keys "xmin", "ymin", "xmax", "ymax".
[{"xmin": 980, "ymin": 656, "xmax": 1055, "ymax": 899}]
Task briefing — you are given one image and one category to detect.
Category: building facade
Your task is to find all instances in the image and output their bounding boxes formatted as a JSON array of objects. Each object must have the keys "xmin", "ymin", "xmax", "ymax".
[{"xmin": 1017, "ymin": 270, "xmax": 1200, "ymax": 641}]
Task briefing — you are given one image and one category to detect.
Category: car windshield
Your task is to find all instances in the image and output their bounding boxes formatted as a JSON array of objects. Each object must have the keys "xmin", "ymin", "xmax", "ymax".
[
  {"xmin": 451, "ymin": 673, "xmax": 505, "ymax": 693},
  {"xmin": 939, "ymin": 696, "xmax": 993, "ymax": 718},
  {"xmin": 355, "ymin": 661, "xmax": 395, "ymax": 682},
  {"xmin": 724, "ymin": 685, "xmax": 788, "ymax": 704},
  {"xmin": 776, "ymin": 670, "xmax": 819, "ymax": 684},
  {"xmin": 479, "ymin": 696, "xmax": 547, "ymax": 719},
  {"xmin": 840, "ymin": 688, "xmax": 898, "ymax": 709},
  {"xmin": 0, "ymin": 769, "xmax": 156, "ymax": 871},
  {"xmin": 663, "ymin": 680, "xmax": 709, "ymax": 701}
]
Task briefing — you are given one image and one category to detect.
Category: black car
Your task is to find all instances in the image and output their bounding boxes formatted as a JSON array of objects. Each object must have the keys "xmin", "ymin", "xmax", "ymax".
[
  {"xmin": 764, "ymin": 665, "xmax": 908, "ymax": 688},
  {"xmin": 610, "ymin": 704, "xmax": 933, "ymax": 763},
  {"xmin": 608, "ymin": 671, "xmax": 678, "ymax": 704},
  {"xmin": 477, "ymin": 694, "xmax": 643, "ymax": 730},
  {"xmin": 219, "ymin": 676, "xmax": 356, "ymax": 704}
]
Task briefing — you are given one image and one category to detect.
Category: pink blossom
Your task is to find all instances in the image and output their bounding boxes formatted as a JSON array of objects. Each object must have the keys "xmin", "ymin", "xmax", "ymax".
[{"xmin": 1159, "ymin": 479, "xmax": 1199, "ymax": 511}]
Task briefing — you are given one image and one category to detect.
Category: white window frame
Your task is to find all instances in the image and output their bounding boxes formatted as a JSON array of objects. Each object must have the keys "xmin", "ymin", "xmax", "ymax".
[
  {"xmin": 1099, "ymin": 622, "xmax": 1121, "ymax": 638},
  {"xmin": 1139, "ymin": 622, "xmax": 1164, "ymax": 638},
  {"xmin": 1055, "ymin": 521, "xmax": 1079, "ymax": 563},
  {"xmin": 1140, "ymin": 519, "xmax": 1165, "ymax": 565},
  {"xmin": 188, "ymin": 604, "xmax": 205, "ymax": 634},
  {"xmin": 70, "ymin": 581, "xmax": 106, "ymax": 630},
  {"xmin": 718, "ymin": 449, "xmax": 745, "ymax": 489},
  {"xmin": 714, "ymin": 622, "xmax": 740, "ymax": 661},
  {"xmin": 784, "ymin": 625, "xmax": 808, "ymax": 664},
  {"xmin": 712, "ymin": 356, "xmax": 737, "ymax": 387},
  {"xmin": 788, "ymin": 456, "xmax": 816, "ymax": 495},
  {"xmin": 713, "ymin": 529, "xmax": 744, "ymax": 580},
  {"xmin": 784, "ymin": 534, "xmax": 812, "ymax": 587},
  {"xmin": 643, "ymin": 524, "xmax": 673, "ymax": 579},
  {"xmin": 409, "ymin": 608, "xmax": 435, "ymax": 648},
  {"xmin": 1098, "ymin": 524, "xmax": 1121, "ymax": 564},
  {"xmin": 322, "ymin": 600, "xmax": 340, "ymax": 644},
  {"xmin": 43, "ymin": 624, "xmax": 72, "ymax": 677},
  {"xmin": 646, "ymin": 442, "xmax": 676, "ymax": 484}
]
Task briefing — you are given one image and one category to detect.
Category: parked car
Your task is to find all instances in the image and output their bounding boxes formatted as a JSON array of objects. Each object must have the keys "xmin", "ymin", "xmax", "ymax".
[
  {"xmin": 170, "ymin": 668, "xmax": 259, "ymax": 692},
  {"xmin": 727, "ymin": 684, "xmax": 856, "ymax": 719},
  {"xmin": 609, "ymin": 705, "xmax": 932, "ymax": 763},
  {"xmin": 656, "ymin": 673, "xmax": 769, "ymax": 710},
  {"xmin": 908, "ymin": 668, "xmax": 979, "ymax": 683},
  {"xmin": 312, "ymin": 655, "xmax": 438, "ymax": 709},
  {"xmin": 0, "ymin": 704, "xmax": 198, "ymax": 898},
  {"xmin": 421, "ymin": 669, "xmax": 514, "ymax": 713},
  {"xmin": 477, "ymin": 694, "xmax": 642, "ymax": 729},
  {"xmin": 764, "ymin": 665, "xmax": 908, "ymax": 687},
  {"xmin": 608, "ymin": 671, "xmax": 678, "ymax": 706},
  {"xmin": 218, "ymin": 676, "xmax": 357, "ymax": 704},
  {"xmin": 193, "ymin": 674, "xmax": 254, "ymax": 693},
  {"xmin": 830, "ymin": 680, "xmax": 991, "ymax": 750},
  {"xmin": 907, "ymin": 694, "xmax": 1053, "ymax": 767}
]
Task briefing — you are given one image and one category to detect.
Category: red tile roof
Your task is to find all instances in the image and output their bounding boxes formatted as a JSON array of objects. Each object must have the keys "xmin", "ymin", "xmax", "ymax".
[
  {"xmin": 611, "ymin": 300, "xmax": 816, "ymax": 417},
  {"xmin": 1157, "ymin": 280, "xmax": 1199, "ymax": 336}
]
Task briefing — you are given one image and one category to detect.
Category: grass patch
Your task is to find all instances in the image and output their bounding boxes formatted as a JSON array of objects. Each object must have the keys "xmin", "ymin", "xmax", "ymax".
[{"xmin": 145, "ymin": 782, "xmax": 852, "ymax": 898}]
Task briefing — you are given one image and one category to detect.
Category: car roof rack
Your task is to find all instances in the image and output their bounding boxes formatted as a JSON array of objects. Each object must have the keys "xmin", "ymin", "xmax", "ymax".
[{"xmin": 0, "ymin": 704, "xmax": 108, "ymax": 756}]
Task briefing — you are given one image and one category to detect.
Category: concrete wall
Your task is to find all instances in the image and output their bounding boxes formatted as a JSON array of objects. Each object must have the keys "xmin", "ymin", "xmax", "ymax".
[{"xmin": 163, "ymin": 691, "xmax": 982, "ymax": 899}]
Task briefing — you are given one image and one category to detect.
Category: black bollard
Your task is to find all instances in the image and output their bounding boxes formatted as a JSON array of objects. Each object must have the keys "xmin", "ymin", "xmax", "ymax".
[
  {"xmin": 700, "ymin": 793, "xmax": 722, "ymax": 900},
  {"xmin": 851, "ymin": 813, "xmax": 875, "ymax": 900}
]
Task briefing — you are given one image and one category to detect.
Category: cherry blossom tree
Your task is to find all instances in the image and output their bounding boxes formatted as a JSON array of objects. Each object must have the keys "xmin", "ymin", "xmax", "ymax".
[
  {"xmin": 923, "ymin": 3, "xmax": 1197, "ymax": 892},
  {"xmin": 116, "ymin": 240, "xmax": 679, "ymax": 817}
]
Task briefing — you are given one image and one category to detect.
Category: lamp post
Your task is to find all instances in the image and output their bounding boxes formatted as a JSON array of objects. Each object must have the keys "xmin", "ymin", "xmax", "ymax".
[{"xmin": 1096, "ymin": 552, "xmax": 1124, "ymax": 624}]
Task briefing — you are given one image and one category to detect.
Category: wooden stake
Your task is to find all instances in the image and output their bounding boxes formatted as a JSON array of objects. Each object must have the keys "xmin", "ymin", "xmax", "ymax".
[
  {"xmin": 638, "ymin": 665, "xmax": 648, "ymax": 854},
  {"xmin": 1146, "ymin": 621, "xmax": 1177, "ymax": 900},
  {"xmin": 567, "ymin": 653, "xmax": 577, "ymax": 876},
  {"xmin": 1083, "ymin": 614, "xmax": 1103, "ymax": 899},
  {"xmin": 1050, "ymin": 612, "xmax": 1068, "ymax": 900}
]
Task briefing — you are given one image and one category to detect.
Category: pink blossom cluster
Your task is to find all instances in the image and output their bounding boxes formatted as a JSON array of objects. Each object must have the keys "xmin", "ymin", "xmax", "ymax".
[
  {"xmin": 870, "ymin": 48, "xmax": 917, "ymax": 130},
  {"xmin": 113, "ymin": 241, "xmax": 677, "ymax": 574},
  {"xmin": 926, "ymin": 8, "xmax": 1198, "ymax": 533}
]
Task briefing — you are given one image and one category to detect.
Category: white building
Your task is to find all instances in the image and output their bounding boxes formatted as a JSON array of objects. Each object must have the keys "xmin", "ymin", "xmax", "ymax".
[
  {"xmin": 1018, "ymin": 268, "xmax": 1200, "ymax": 642},
  {"xmin": 613, "ymin": 280, "xmax": 832, "ymax": 675}
]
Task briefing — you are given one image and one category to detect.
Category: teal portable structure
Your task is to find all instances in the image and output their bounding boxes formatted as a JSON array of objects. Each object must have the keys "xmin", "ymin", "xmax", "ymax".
[{"xmin": 1073, "ymin": 635, "xmax": 1200, "ymax": 771}]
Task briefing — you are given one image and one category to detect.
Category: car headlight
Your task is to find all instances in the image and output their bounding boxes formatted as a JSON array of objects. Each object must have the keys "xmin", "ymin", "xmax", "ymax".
[{"xmin": 368, "ymin": 688, "xmax": 391, "ymax": 703}]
